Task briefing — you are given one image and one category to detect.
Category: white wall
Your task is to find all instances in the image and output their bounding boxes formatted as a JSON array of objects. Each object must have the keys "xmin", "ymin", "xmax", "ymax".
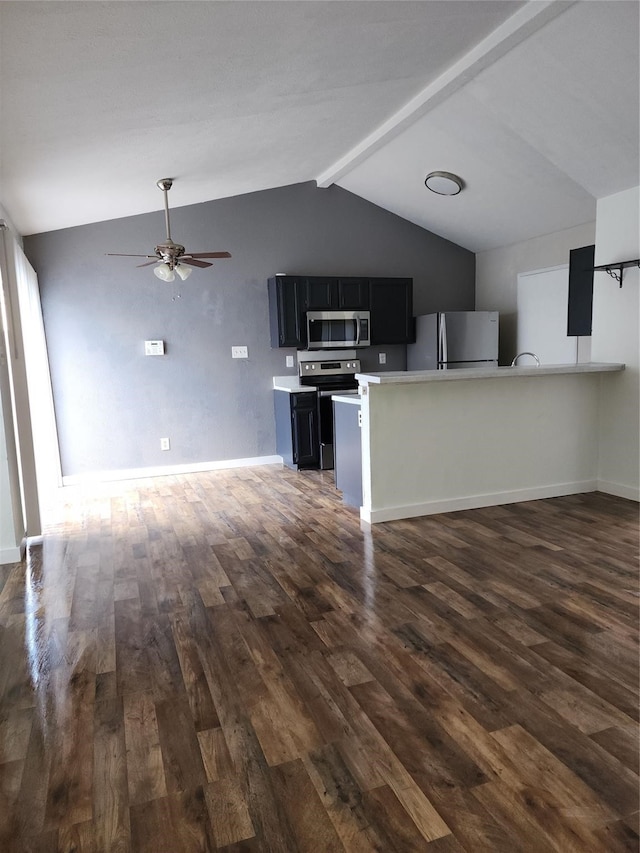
[
  {"xmin": 360, "ymin": 371, "xmax": 605, "ymax": 523},
  {"xmin": 476, "ymin": 221, "xmax": 596, "ymax": 364},
  {"xmin": 591, "ymin": 186, "xmax": 639, "ymax": 500}
]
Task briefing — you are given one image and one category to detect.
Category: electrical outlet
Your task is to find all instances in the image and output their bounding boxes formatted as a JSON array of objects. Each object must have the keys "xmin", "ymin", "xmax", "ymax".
[
  {"xmin": 160, "ymin": 437, "xmax": 170, "ymax": 451},
  {"xmin": 286, "ymin": 355, "xmax": 294, "ymax": 368},
  {"xmin": 378, "ymin": 352, "xmax": 387, "ymax": 364},
  {"xmin": 231, "ymin": 346, "xmax": 248, "ymax": 359}
]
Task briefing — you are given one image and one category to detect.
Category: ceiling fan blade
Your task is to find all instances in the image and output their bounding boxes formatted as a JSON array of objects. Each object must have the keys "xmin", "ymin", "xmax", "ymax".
[
  {"xmin": 183, "ymin": 251, "xmax": 232, "ymax": 259},
  {"xmin": 137, "ymin": 260, "xmax": 159, "ymax": 267},
  {"xmin": 180, "ymin": 258, "xmax": 212, "ymax": 268},
  {"xmin": 106, "ymin": 253, "xmax": 156, "ymax": 258}
]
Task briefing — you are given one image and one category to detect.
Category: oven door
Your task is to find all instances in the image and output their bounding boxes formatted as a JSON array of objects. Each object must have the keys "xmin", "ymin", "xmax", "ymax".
[{"xmin": 306, "ymin": 311, "xmax": 370, "ymax": 349}]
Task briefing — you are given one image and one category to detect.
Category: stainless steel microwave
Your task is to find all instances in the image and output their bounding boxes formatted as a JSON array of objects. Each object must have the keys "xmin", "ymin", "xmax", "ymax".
[{"xmin": 306, "ymin": 310, "xmax": 370, "ymax": 349}]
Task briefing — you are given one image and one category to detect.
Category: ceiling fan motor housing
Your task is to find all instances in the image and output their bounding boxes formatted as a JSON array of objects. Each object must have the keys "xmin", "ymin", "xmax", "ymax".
[{"xmin": 155, "ymin": 239, "xmax": 185, "ymax": 268}]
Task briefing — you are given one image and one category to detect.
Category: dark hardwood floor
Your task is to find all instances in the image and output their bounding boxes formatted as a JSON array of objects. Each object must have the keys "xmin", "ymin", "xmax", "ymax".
[{"xmin": 0, "ymin": 465, "xmax": 638, "ymax": 852}]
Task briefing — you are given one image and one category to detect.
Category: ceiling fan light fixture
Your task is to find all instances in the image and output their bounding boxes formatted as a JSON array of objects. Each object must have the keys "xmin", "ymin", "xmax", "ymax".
[
  {"xmin": 175, "ymin": 264, "xmax": 192, "ymax": 281},
  {"xmin": 154, "ymin": 263, "xmax": 175, "ymax": 282},
  {"xmin": 424, "ymin": 171, "xmax": 464, "ymax": 196}
]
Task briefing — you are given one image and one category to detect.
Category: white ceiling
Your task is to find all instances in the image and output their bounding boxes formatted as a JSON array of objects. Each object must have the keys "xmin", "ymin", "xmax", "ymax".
[{"xmin": 1, "ymin": 1, "xmax": 638, "ymax": 252}]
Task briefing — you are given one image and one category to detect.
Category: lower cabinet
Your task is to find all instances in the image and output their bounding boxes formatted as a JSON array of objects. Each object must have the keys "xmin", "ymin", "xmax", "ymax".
[{"xmin": 274, "ymin": 390, "xmax": 319, "ymax": 469}]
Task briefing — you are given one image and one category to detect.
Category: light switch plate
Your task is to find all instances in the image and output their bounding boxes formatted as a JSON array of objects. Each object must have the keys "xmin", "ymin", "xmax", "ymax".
[
  {"xmin": 231, "ymin": 345, "xmax": 248, "ymax": 359},
  {"xmin": 378, "ymin": 352, "xmax": 387, "ymax": 364},
  {"xmin": 145, "ymin": 340, "xmax": 165, "ymax": 356},
  {"xmin": 286, "ymin": 355, "xmax": 294, "ymax": 368}
]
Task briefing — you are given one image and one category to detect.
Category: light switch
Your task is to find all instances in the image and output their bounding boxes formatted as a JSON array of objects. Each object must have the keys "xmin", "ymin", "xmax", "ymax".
[
  {"xmin": 145, "ymin": 340, "xmax": 165, "ymax": 356},
  {"xmin": 231, "ymin": 346, "xmax": 248, "ymax": 359}
]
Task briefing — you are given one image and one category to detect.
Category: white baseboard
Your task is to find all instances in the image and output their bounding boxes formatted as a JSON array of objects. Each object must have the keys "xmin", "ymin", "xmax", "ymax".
[
  {"xmin": 62, "ymin": 455, "xmax": 283, "ymax": 486},
  {"xmin": 0, "ymin": 545, "xmax": 22, "ymax": 566},
  {"xmin": 597, "ymin": 480, "xmax": 640, "ymax": 502},
  {"xmin": 360, "ymin": 480, "xmax": 599, "ymax": 524}
]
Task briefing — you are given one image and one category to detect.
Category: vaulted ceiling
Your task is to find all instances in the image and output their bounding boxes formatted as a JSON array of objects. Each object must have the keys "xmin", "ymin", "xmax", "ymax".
[{"xmin": 1, "ymin": 1, "xmax": 638, "ymax": 251}]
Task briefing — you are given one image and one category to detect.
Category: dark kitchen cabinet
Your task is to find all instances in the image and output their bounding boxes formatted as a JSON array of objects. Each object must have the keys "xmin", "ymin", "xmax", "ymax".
[
  {"xmin": 268, "ymin": 277, "xmax": 305, "ymax": 348},
  {"xmin": 274, "ymin": 390, "xmax": 319, "ymax": 469},
  {"xmin": 567, "ymin": 244, "xmax": 595, "ymax": 336},
  {"xmin": 304, "ymin": 278, "xmax": 338, "ymax": 310},
  {"xmin": 369, "ymin": 277, "xmax": 414, "ymax": 344},
  {"xmin": 337, "ymin": 278, "xmax": 370, "ymax": 309},
  {"xmin": 269, "ymin": 274, "xmax": 411, "ymax": 348},
  {"xmin": 302, "ymin": 277, "xmax": 370, "ymax": 310}
]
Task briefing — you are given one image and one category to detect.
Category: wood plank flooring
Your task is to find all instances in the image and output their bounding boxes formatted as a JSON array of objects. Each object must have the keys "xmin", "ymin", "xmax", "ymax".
[{"xmin": 0, "ymin": 466, "xmax": 638, "ymax": 852}]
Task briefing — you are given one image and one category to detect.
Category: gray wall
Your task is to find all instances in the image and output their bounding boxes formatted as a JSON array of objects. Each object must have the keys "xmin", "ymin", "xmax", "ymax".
[{"xmin": 24, "ymin": 181, "xmax": 474, "ymax": 477}]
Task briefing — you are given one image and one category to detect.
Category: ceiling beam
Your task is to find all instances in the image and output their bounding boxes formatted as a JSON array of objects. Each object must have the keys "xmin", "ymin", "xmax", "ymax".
[{"xmin": 315, "ymin": 0, "xmax": 576, "ymax": 188}]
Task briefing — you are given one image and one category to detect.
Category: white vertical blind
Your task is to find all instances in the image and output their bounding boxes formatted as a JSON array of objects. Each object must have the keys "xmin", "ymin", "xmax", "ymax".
[
  {"xmin": 13, "ymin": 240, "xmax": 61, "ymax": 519},
  {"xmin": 0, "ymin": 226, "xmax": 61, "ymax": 537}
]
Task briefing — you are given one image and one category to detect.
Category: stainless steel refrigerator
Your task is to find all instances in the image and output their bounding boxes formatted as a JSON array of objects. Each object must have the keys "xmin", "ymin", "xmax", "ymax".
[{"xmin": 407, "ymin": 311, "xmax": 499, "ymax": 370}]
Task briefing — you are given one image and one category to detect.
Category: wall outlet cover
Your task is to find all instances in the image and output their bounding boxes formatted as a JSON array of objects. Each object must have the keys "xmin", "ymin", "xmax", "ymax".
[
  {"xmin": 160, "ymin": 437, "xmax": 170, "ymax": 451},
  {"xmin": 378, "ymin": 352, "xmax": 387, "ymax": 364},
  {"xmin": 285, "ymin": 355, "xmax": 294, "ymax": 368}
]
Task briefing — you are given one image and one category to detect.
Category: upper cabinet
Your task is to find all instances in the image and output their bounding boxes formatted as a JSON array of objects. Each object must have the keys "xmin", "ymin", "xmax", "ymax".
[
  {"xmin": 268, "ymin": 275, "xmax": 413, "ymax": 348},
  {"xmin": 268, "ymin": 276, "xmax": 305, "ymax": 347},
  {"xmin": 336, "ymin": 278, "xmax": 370, "ymax": 310},
  {"xmin": 369, "ymin": 278, "xmax": 414, "ymax": 345},
  {"xmin": 302, "ymin": 277, "xmax": 370, "ymax": 310}
]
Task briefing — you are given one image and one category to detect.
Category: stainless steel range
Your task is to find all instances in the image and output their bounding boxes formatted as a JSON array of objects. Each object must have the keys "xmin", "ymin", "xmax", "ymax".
[{"xmin": 298, "ymin": 352, "xmax": 360, "ymax": 470}]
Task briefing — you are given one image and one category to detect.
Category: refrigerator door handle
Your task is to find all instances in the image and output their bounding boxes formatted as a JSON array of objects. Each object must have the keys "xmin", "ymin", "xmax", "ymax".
[{"xmin": 439, "ymin": 314, "xmax": 448, "ymax": 369}]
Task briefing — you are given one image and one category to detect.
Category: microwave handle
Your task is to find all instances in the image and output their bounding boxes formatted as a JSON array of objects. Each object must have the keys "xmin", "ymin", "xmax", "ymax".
[{"xmin": 356, "ymin": 316, "xmax": 361, "ymax": 346}]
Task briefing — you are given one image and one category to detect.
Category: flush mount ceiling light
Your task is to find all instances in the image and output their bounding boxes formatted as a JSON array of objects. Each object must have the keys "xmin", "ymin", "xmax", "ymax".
[{"xmin": 424, "ymin": 171, "xmax": 464, "ymax": 196}]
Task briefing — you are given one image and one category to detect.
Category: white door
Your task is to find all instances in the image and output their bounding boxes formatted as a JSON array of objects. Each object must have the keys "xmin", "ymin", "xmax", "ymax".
[{"xmin": 516, "ymin": 266, "xmax": 578, "ymax": 366}]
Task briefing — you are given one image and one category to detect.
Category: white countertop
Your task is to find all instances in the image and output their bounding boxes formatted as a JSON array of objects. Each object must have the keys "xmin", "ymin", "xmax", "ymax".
[
  {"xmin": 272, "ymin": 375, "xmax": 316, "ymax": 393},
  {"xmin": 273, "ymin": 377, "xmax": 363, "ymax": 397},
  {"xmin": 356, "ymin": 362, "xmax": 625, "ymax": 386}
]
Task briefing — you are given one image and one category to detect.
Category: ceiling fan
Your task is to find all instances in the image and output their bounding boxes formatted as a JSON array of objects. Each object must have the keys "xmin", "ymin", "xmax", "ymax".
[{"xmin": 106, "ymin": 178, "xmax": 231, "ymax": 281}]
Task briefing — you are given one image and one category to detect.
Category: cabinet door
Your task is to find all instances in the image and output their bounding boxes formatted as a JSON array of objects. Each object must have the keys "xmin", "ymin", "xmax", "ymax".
[
  {"xmin": 303, "ymin": 277, "xmax": 338, "ymax": 310},
  {"xmin": 567, "ymin": 244, "xmax": 595, "ymax": 336},
  {"xmin": 291, "ymin": 394, "xmax": 319, "ymax": 468},
  {"xmin": 369, "ymin": 278, "xmax": 414, "ymax": 344},
  {"xmin": 268, "ymin": 277, "xmax": 304, "ymax": 347},
  {"xmin": 337, "ymin": 278, "xmax": 370, "ymax": 309}
]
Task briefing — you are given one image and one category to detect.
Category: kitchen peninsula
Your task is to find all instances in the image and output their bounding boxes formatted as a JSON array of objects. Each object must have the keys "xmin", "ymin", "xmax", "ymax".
[{"xmin": 355, "ymin": 363, "xmax": 625, "ymax": 523}]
